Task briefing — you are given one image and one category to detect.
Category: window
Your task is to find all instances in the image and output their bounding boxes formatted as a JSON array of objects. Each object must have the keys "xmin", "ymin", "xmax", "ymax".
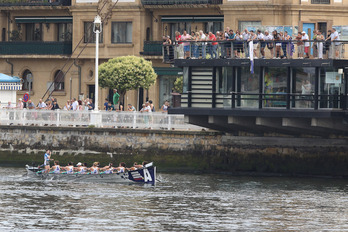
[
  {"xmin": 205, "ymin": 22, "xmax": 222, "ymax": 34},
  {"xmin": 84, "ymin": 22, "xmax": 103, "ymax": 43},
  {"xmin": 111, "ymin": 22, "xmax": 132, "ymax": 43},
  {"xmin": 58, "ymin": 23, "xmax": 72, "ymax": 42},
  {"xmin": 238, "ymin": 21, "xmax": 261, "ymax": 32},
  {"xmin": 25, "ymin": 23, "xmax": 42, "ymax": 41},
  {"xmin": 22, "ymin": 70, "xmax": 33, "ymax": 90},
  {"xmin": 54, "ymin": 70, "xmax": 65, "ymax": 91},
  {"xmin": 311, "ymin": 0, "xmax": 330, "ymax": 4}
]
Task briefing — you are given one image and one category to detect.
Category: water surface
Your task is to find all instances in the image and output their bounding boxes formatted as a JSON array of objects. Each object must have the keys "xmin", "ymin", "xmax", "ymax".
[{"xmin": 0, "ymin": 167, "xmax": 347, "ymax": 231}]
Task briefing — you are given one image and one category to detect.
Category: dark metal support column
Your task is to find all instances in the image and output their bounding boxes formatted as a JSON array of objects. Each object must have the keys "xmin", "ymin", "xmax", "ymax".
[
  {"xmin": 259, "ymin": 66, "xmax": 264, "ymax": 109},
  {"xmin": 188, "ymin": 67, "xmax": 192, "ymax": 108},
  {"xmin": 314, "ymin": 67, "xmax": 319, "ymax": 110},
  {"xmin": 212, "ymin": 67, "xmax": 216, "ymax": 108},
  {"xmin": 231, "ymin": 67, "xmax": 236, "ymax": 108},
  {"xmin": 286, "ymin": 67, "xmax": 291, "ymax": 109},
  {"xmin": 344, "ymin": 69, "xmax": 348, "ymax": 110}
]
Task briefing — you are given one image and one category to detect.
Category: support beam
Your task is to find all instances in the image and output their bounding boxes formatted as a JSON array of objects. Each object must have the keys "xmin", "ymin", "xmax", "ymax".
[
  {"xmin": 311, "ymin": 118, "xmax": 348, "ymax": 132},
  {"xmin": 228, "ymin": 116, "xmax": 255, "ymax": 126},
  {"xmin": 256, "ymin": 117, "xmax": 282, "ymax": 127},
  {"xmin": 282, "ymin": 118, "xmax": 311, "ymax": 129}
]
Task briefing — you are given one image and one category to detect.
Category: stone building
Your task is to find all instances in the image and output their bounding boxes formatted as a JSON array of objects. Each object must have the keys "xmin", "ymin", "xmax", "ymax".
[{"xmin": 0, "ymin": 0, "xmax": 348, "ymax": 109}]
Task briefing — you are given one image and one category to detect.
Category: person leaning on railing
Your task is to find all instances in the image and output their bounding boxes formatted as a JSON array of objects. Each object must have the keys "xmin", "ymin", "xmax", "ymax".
[
  {"xmin": 163, "ymin": 35, "xmax": 172, "ymax": 61},
  {"xmin": 199, "ymin": 30, "xmax": 207, "ymax": 59},
  {"xmin": 175, "ymin": 31, "xmax": 184, "ymax": 59},
  {"xmin": 316, "ymin": 30, "xmax": 324, "ymax": 59},
  {"xmin": 331, "ymin": 28, "xmax": 341, "ymax": 59}
]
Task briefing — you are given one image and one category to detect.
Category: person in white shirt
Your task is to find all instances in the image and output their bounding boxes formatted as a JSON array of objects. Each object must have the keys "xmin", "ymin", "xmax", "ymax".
[
  {"xmin": 331, "ymin": 28, "xmax": 341, "ymax": 59},
  {"xmin": 5, "ymin": 101, "xmax": 14, "ymax": 109},
  {"xmin": 256, "ymin": 30, "xmax": 265, "ymax": 58},
  {"xmin": 140, "ymin": 102, "xmax": 152, "ymax": 129},
  {"xmin": 199, "ymin": 30, "xmax": 207, "ymax": 59},
  {"xmin": 37, "ymin": 99, "xmax": 47, "ymax": 109},
  {"xmin": 242, "ymin": 29, "xmax": 250, "ymax": 57},
  {"xmin": 263, "ymin": 31, "xmax": 274, "ymax": 58},
  {"xmin": 71, "ymin": 98, "xmax": 78, "ymax": 111},
  {"xmin": 301, "ymin": 31, "xmax": 310, "ymax": 59}
]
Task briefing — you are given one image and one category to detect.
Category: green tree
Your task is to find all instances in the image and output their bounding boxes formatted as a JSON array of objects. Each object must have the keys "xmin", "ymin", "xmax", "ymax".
[
  {"xmin": 173, "ymin": 76, "xmax": 183, "ymax": 93},
  {"xmin": 99, "ymin": 56, "xmax": 157, "ymax": 102}
]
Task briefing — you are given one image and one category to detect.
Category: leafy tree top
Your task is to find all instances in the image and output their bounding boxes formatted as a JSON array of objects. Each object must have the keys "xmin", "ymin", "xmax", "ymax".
[{"xmin": 99, "ymin": 56, "xmax": 157, "ymax": 94}]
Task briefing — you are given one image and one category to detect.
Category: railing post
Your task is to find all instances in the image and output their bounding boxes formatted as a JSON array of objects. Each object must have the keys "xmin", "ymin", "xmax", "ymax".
[
  {"xmin": 133, "ymin": 112, "xmax": 136, "ymax": 129},
  {"xmin": 167, "ymin": 115, "xmax": 171, "ymax": 130},
  {"xmin": 56, "ymin": 109, "xmax": 60, "ymax": 126}
]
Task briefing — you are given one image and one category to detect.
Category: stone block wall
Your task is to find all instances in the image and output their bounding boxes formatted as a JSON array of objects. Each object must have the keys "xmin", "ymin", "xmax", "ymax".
[{"xmin": 0, "ymin": 125, "xmax": 347, "ymax": 177}]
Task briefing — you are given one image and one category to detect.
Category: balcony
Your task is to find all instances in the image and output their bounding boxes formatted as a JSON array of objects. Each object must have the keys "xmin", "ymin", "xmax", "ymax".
[
  {"xmin": 141, "ymin": 0, "xmax": 222, "ymax": 6},
  {"xmin": 140, "ymin": 41, "xmax": 163, "ymax": 57},
  {"xmin": 0, "ymin": 0, "xmax": 71, "ymax": 7},
  {"xmin": 0, "ymin": 42, "xmax": 72, "ymax": 55}
]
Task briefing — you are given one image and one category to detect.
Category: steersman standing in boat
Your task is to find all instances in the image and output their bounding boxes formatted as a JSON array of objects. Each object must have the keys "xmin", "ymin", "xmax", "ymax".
[{"xmin": 43, "ymin": 150, "xmax": 53, "ymax": 173}]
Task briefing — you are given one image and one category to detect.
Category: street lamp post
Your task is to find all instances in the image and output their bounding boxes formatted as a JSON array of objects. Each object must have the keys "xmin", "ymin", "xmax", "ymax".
[{"xmin": 93, "ymin": 15, "xmax": 102, "ymax": 112}]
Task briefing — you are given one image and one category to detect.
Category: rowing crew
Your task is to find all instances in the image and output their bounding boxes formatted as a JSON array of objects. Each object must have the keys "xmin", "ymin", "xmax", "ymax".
[
  {"xmin": 48, "ymin": 161, "xmax": 126, "ymax": 174},
  {"xmin": 47, "ymin": 161, "xmax": 149, "ymax": 174}
]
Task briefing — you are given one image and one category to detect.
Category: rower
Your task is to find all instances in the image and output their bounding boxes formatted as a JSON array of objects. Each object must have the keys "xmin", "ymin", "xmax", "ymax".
[
  {"xmin": 115, "ymin": 162, "xmax": 126, "ymax": 173},
  {"xmin": 75, "ymin": 162, "xmax": 87, "ymax": 174},
  {"xmin": 89, "ymin": 162, "xmax": 99, "ymax": 174},
  {"xmin": 102, "ymin": 163, "xmax": 114, "ymax": 174},
  {"xmin": 64, "ymin": 162, "xmax": 74, "ymax": 174},
  {"xmin": 51, "ymin": 161, "xmax": 61, "ymax": 174},
  {"xmin": 43, "ymin": 150, "xmax": 53, "ymax": 173}
]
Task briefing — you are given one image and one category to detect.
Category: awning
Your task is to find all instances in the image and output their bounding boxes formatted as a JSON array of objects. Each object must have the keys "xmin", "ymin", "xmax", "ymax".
[
  {"xmin": 161, "ymin": 16, "xmax": 223, "ymax": 22},
  {"xmin": 154, "ymin": 67, "xmax": 183, "ymax": 76},
  {"xmin": 15, "ymin": 17, "xmax": 72, "ymax": 24},
  {"xmin": 0, "ymin": 73, "xmax": 22, "ymax": 90}
]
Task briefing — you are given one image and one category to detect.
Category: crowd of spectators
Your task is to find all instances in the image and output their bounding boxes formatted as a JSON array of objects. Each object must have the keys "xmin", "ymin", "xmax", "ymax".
[
  {"xmin": 4, "ymin": 88, "xmax": 170, "ymax": 114},
  {"xmin": 163, "ymin": 27, "xmax": 343, "ymax": 60}
]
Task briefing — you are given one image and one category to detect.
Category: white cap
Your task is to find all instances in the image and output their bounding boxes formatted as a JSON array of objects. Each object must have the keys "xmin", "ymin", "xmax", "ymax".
[
  {"xmin": 76, "ymin": 162, "xmax": 82, "ymax": 166},
  {"xmin": 302, "ymin": 31, "xmax": 306, "ymax": 34}
]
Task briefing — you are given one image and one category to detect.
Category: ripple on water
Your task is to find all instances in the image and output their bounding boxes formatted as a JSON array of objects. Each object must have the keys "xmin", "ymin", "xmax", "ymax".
[{"xmin": 0, "ymin": 168, "xmax": 347, "ymax": 231}]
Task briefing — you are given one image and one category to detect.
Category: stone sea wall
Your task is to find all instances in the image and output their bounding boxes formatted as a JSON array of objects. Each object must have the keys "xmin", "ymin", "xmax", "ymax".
[{"xmin": 0, "ymin": 125, "xmax": 347, "ymax": 177}]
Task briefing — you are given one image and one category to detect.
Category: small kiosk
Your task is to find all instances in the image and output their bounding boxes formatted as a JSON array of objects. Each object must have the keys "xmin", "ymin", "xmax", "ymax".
[{"xmin": 0, "ymin": 73, "xmax": 22, "ymax": 108}]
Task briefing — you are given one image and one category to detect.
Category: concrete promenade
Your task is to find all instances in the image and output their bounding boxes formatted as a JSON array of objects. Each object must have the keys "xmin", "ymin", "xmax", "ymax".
[{"xmin": 0, "ymin": 125, "xmax": 347, "ymax": 177}]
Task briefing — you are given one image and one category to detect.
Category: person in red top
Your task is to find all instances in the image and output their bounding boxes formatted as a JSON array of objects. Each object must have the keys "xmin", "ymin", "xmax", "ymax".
[
  {"xmin": 208, "ymin": 32, "xmax": 218, "ymax": 59},
  {"xmin": 175, "ymin": 31, "xmax": 184, "ymax": 59}
]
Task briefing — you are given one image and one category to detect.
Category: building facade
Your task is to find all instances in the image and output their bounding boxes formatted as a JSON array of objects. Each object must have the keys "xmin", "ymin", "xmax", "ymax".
[{"xmin": 1, "ymin": 0, "xmax": 348, "ymax": 110}]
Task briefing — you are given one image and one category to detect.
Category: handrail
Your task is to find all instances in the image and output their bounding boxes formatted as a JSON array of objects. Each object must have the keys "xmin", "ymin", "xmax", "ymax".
[
  {"xmin": 162, "ymin": 39, "xmax": 348, "ymax": 62},
  {"xmin": 0, "ymin": 0, "xmax": 71, "ymax": 6},
  {"xmin": 0, "ymin": 109, "xmax": 203, "ymax": 130}
]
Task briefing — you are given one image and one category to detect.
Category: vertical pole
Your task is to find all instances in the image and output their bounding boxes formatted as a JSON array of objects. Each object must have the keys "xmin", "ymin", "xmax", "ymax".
[
  {"xmin": 231, "ymin": 67, "xmax": 236, "ymax": 108},
  {"xmin": 314, "ymin": 67, "xmax": 319, "ymax": 110},
  {"xmin": 259, "ymin": 66, "xmax": 264, "ymax": 109},
  {"xmin": 188, "ymin": 67, "xmax": 192, "ymax": 107},
  {"xmin": 212, "ymin": 67, "xmax": 216, "ymax": 108},
  {"xmin": 95, "ymin": 30, "xmax": 99, "ymax": 111},
  {"xmin": 286, "ymin": 67, "xmax": 291, "ymax": 109}
]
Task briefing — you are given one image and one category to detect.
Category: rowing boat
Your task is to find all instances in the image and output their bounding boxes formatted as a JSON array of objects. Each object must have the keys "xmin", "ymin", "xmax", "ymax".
[{"xmin": 25, "ymin": 162, "xmax": 156, "ymax": 185}]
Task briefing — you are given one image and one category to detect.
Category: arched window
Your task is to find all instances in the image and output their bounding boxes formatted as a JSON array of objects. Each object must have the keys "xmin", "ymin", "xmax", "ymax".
[
  {"xmin": 54, "ymin": 70, "xmax": 65, "ymax": 91},
  {"xmin": 22, "ymin": 69, "xmax": 33, "ymax": 90}
]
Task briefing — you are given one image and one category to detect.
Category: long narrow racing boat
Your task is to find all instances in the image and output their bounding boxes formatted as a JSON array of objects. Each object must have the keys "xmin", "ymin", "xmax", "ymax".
[{"xmin": 26, "ymin": 162, "xmax": 156, "ymax": 185}]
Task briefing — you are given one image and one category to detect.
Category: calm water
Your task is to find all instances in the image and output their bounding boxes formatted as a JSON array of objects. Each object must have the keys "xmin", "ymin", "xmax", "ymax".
[{"xmin": 0, "ymin": 167, "xmax": 347, "ymax": 231}]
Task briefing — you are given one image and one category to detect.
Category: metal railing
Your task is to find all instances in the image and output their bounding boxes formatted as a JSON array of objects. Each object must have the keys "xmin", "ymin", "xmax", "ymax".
[
  {"xmin": 0, "ymin": 0, "xmax": 71, "ymax": 6},
  {"xmin": 181, "ymin": 92, "xmax": 347, "ymax": 110},
  {"xmin": 141, "ymin": 0, "xmax": 222, "ymax": 5},
  {"xmin": 0, "ymin": 109, "xmax": 203, "ymax": 130},
  {"xmin": 140, "ymin": 41, "xmax": 163, "ymax": 56},
  {"xmin": 0, "ymin": 42, "xmax": 72, "ymax": 55},
  {"xmin": 163, "ymin": 39, "xmax": 348, "ymax": 62}
]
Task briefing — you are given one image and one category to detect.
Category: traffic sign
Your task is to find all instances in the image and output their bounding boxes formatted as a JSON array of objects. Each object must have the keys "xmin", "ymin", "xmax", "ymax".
[{"xmin": 23, "ymin": 93, "xmax": 29, "ymax": 102}]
